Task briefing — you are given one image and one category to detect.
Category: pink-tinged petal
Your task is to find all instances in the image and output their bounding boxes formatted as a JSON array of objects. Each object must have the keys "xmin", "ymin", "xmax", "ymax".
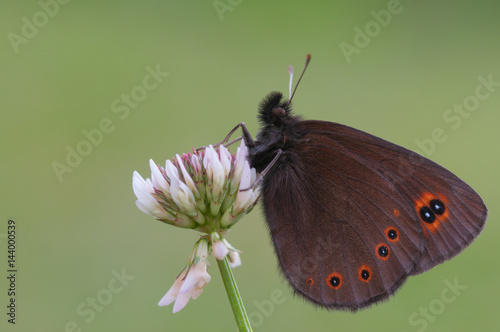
[
  {"xmin": 135, "ymin": 199, "xmax": 157, "ymax": 217},
  {"xmin": 158, "ymin": 269, "xmax": 188, "ymax": 307},
  {"xmin": 212, "ymin": 240, "xmax": 229, "ymax": 260},
  {"xmin": 189, "ymin": 287, "xmax": 204, "ymax": 300},
  {"xmin": 228, "ymin": 251, "xmax": 241, "ymax": 268},
  {"xmin": 149, "ymin": 159, "xmax": 170, "ymax": 195},
  {"xmin": 172, "ymin": 291, "xmax": 192, "ymax": 313},
  {"xmin": 176, "ymin": 154, "xmax": 198, "ymax": 194},
  {"xmin": 170, "ymin": 177, "xmax": 197, "ymax": 215},
  {"xmin": 191, "ymin": 154, "xmax": 202, "ymax": 176},
  {"xmin": 231, "ymin": 142, "xmax": 248, "ymax": 193},
  {"xmin": 133, "ymin": 172, "xmax": 172, "ymax": 219},
  {"xmin": 233, "ymin": 162, "xmax": 256, "ymax": 213},
  {"xmin": 179, "ymin": 260, "xmax": 210, "ymax": 294},
  {"xmin": 179, "ymin": 240, "xmax": 210, "ymax": 293},
  {"xmin": 219, "ymin": 145, "xmax": 232, "ymax": 178},
  {"xmin": 132, "ymin": 171, "xmax": 154, "ymax": 200},
  {"xmin": 202, "ymin": 145, "xmax": 218, "ymax": 172},
  {"xmin": 204, "ymin": 145, "xmax": 225, "ymax": 197},
  {"xmin": 139, "ymin": 194, "xmax": 171, "ymax": 218},
  {"xmin": 165, "ymin": 160, "xmax": 180, "ymax": 182}
]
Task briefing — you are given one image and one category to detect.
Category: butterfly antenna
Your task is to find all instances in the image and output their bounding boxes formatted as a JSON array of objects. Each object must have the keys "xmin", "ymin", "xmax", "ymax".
[{"xmin": 286, "ymin": 54, "xmax": 311, "ymax": 107}]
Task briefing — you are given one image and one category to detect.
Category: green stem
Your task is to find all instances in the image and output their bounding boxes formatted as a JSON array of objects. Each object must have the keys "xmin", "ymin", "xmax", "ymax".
[{"xmin": 217, "ymin": 257, "xmax": 253, "ymax": 332}]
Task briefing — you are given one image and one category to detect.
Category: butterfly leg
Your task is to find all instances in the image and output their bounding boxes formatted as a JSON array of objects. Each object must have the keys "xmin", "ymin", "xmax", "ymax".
[
  {"xmin": 197, "ymin": 122, "xmax": 256, "ymax": 151},
  {"xmin": 222, "ymin": 122, "xmax": 256, "ymax": 148},
  {"xmin": 222, "ymin": 136, "xmax": 243, "ymax": 148}
]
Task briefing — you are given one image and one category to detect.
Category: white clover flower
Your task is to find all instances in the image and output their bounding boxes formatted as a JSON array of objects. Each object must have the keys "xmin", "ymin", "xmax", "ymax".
[
  {"xmin": 222, "ymin": 238, "xmax": 242, "ymax": 268},
  {"xmin": 133, "ymin": 140, "xmax": 258, "ymax": 312},
  {"xmin": 233, "ymin": 164, "xmax": 258, "ymax": 214},
  {"xmin": 132, "ymin": 140, "xmax": 257, "ymax": 232},
  {"xmin": 158, "ymin": 238, "xmax": 211, "ymax": 313},
  {"xmin": 230, "ymin": 143, "xmax": 249, "ymax": 194},
  {"xmin": 228, "ymin": 251, "xmax": 241, "ymax": 268},
  {"xmin": 132, "ymin": 143, "xmax": 258, "ymax": 234},
  {"xmin": 149, "ymin": 159, "xmax": 170, "ymax": 198},
  {"xmin": 212, "ymin": 239, "xmax": 230, "ymax": 260},
  {"xmin": 133, "ymin": 172, "xmax": 172, "ymax": 221},
  {"xmin": 210, "ymin": 233, "xmax": 242, "ymax": 268}
]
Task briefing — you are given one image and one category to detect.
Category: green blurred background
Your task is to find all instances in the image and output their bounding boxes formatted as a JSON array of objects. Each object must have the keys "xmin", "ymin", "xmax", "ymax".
[{"xmin": 1, "ymin": 1, "xmax": 498, "ymax": 331}]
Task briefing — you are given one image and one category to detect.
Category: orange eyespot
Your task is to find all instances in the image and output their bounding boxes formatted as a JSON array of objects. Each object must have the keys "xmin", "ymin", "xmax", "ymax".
[
  {"xmin": 393, "ymin": 209, "xmax": 400, "ymax": 217},
  {"xmin": 385, "ymin": 227, "xmax": 399, "ymax": 242},
  {"xmin": 306, "ymin": 278, "xmax": 314, "ymax": 285},
  {"xmin": 326, "ymin": 272, "xmax": 342, "ymax": 289},
  {"xmin": 414, "ymin": 192, "xmax": 449, "ymax": 235},
  {"xmin": 376, "ymin": 243, "xmax": 390, "ymax": 261},
  {"xmin": 358, "ymin": 265, "xmax": 372, "ymax": 283}
]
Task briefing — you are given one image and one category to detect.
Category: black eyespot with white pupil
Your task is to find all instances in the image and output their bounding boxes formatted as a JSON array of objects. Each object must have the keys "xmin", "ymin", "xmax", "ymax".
[
  {"xmin": 387, "ymin": 229, "xmax": 398, "ymax": 240},
  {"xmin": 378, "ymin": 245, "xmax": 389, "ymax": 257},
  {"xmin": 329, "ymin": 276, "xmax": 340, "ymax": 287},
  {"xmin": 430, "ymin": 199, "xmax": 446, "ymax": 215},
  {"xmin": 419, "ymin": 206, "xmax": 436, "ymax": 223},
  {"xmin": 419, "ymin": 198, "xmax": 446, "ymax": 224},
  {"xmin": 361, "ymin": 269, "xmax": 370, "ymax": 280}
]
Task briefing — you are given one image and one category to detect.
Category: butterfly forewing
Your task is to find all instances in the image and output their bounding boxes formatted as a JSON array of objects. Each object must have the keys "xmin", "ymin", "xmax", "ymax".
[{"xmin": 386, "ymin": 153, "xmax": 488, "ymax": 274}]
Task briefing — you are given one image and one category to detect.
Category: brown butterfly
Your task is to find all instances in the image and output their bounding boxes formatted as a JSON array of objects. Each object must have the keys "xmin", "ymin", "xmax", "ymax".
[{"xmin": 228, "ymin": 55, "xmax": 487, "ymax": 310}]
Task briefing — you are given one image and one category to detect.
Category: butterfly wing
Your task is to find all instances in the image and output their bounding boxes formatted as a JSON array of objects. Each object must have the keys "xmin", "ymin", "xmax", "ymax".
[{"xmin": 260, "ymin": 120, "xmax": 487, "ymax": 310}]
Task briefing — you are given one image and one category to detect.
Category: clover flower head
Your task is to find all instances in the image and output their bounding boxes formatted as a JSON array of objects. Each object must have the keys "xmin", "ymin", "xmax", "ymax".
[{"xmin": 133, "ymin": 141, "xmax": 258, "ymax": 312}]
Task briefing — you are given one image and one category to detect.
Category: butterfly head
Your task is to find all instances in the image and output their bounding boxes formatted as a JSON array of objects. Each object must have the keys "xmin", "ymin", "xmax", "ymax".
[{"xmin": 258, "ymin": 91, "xmax": 292, "ymax": 129}]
